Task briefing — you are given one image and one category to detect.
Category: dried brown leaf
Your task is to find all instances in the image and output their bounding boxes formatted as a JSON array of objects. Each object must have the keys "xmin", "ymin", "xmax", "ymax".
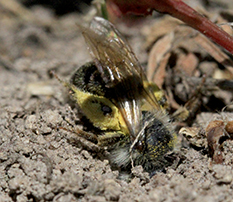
[
  {"xmin": 147, "ymin": 33, "xmax": 174, "ymax": 86},
  {"xmin": 176, "ymin": 52, "xmax": 199, "ymax": 77},
  {"xmin": 142, "ymin": 16, "xmax": 182, "ymax": 49},
  {"xmin": 206, "ymin": 120, "xmax": 225, "ymax": 164},
  {"xmin": 194, "ymin": 34, "xmax": 233, "ymax": 79},
  {"xmin": 179, "ymin": 126, "xmax": 206, "ymax": 148}
]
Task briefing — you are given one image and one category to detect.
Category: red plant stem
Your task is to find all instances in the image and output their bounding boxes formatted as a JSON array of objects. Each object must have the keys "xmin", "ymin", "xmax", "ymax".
[
  {"xmin": 154, "ymin": 0, "xmax": 233, "ymax": 54},
  {"xmin": 108, "ymin": 0, "xmax": 233, "ymax": 54}
]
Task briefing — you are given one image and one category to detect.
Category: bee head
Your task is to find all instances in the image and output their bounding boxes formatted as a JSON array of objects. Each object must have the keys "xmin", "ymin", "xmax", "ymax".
[
  {"xmin": 110, "ymin": 111, "xmax": 176, "ymax": 174},
  {"xmin": 132, "ymin": 112, "xmax": 175, "ymax": 173}
]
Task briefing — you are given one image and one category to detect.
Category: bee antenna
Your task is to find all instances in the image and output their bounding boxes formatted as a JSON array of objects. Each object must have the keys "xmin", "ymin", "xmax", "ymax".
[{"xmin": 50, "ymin": 70, "xmax": 73, "ymax": 90}]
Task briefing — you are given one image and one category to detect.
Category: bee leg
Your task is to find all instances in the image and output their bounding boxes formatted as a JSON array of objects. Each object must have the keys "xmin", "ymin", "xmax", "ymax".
[
  {"xmin": 97, "ymin": 131, "xmax": 125, "ymax": 147},
  {"xmin": 171, "ymin": 95, "xmax": 200, "ymax": 122},
  {"xmin": 171, "ymin": 76, "xmax": 206, "ymax": 122},
  {"xmin": 60, "ymin": 126, "xmax": 103, "ymax": 153},
  {"xmin": 170, "ymin": 106, "xmax": 190, "ymax": 122},
  {"xmin": 60, "ymin": 111, "xmax": 99, "ymax": 143}
]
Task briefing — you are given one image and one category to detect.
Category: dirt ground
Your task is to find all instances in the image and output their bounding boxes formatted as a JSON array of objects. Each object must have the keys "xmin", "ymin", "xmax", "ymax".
[{"xmin": 1, "ymin": 1, "xmax": 233, "ymax": 202}]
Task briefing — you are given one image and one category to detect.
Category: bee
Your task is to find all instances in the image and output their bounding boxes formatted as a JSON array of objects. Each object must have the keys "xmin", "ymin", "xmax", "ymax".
[{"xmin": 60, "ymin": 17, "xmax": 176, "ymax": 175}]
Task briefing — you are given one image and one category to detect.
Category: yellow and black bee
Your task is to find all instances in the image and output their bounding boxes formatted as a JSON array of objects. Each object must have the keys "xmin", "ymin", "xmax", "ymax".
[{"xmin": 61, "ymin": 17, "xmax": 176, "ymax": 175}]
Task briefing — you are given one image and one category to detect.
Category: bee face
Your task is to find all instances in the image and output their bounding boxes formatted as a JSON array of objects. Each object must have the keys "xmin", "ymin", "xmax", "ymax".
[{"xmin": 67, "ymin": 17, "xmax": 176, "ymax": 174}]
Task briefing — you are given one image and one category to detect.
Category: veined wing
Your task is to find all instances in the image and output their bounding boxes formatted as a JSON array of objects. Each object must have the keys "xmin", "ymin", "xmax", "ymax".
[{"xmin": 79, "ymin": 17, "xmax": 161, "ymax": 140}]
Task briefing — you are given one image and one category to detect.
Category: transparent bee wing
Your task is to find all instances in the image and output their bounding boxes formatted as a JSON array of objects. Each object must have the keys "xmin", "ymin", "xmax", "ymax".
[
  {"xmin": 81, "ymin": 17, "xmax": 142, "ymax": 86},
  {"xmin": 79, "ymin": 17, "xmax": 160, "ymax": 139}
]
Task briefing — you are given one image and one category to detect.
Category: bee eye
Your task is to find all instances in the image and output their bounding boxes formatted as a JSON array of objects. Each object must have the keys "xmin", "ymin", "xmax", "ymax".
[{"xmin": 101, "ymin": 105, "xmax": 112, "ymax": 115}]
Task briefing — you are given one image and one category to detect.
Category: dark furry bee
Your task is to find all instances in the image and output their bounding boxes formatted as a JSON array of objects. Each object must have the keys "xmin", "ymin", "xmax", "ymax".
[{"xmin": 63, "ymin": 17, "xmax": 176, "ymax": 174}]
